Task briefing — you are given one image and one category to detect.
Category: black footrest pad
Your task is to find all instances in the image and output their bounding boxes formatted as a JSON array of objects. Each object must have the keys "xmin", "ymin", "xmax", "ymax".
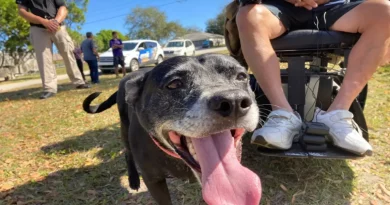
[
  {"xmin": 304, "ymin": 144, "xmax": 327, "ymax": 152},
  {"xmin": 257, "ymin": 143, "xmax": 364, "ymax": 159},
  {"xmin": 305, "ymin": 122, "xmax": 330, "ymax": 135},
  {"xmin": 303, "ymin": 134, "xmax": 326, "ymax": 145}
]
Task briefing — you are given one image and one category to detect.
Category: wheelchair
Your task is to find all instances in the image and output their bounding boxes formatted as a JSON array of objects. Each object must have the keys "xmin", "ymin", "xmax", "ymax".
[{"xmin": 247, "ymin": 30, "xmax": 369, "ymax": 159}]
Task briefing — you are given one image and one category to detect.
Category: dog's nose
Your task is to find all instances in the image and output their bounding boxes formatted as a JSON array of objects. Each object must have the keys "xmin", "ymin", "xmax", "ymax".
[{"xmin": 208, "ymin": 91, "xmax": 252, "ymax": 118}]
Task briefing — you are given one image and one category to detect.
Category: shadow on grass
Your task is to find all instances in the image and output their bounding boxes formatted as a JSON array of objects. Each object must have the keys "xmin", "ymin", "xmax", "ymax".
[
  {"xmin": 0, "ymin": 77, "xmax": 120, "ymax": 103},
  {"xmin": 0, "ymin": 123, "xmax": 155, "ymax": 205},
  {"xmin": 241, "ymin": 135, "xmax": 355, "ymax": 205},
  {"xmin": 1, "ymin": 126, "xmax": 355, "ymax": 205}
]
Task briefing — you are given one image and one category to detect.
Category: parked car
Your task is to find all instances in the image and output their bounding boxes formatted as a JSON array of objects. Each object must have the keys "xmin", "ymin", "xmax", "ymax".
[
  {"xmin": 163, "ymin": 39, "xmax": 196, "ymax": 58},
  {"xmin": 202, "ymin": 40, "xmax": 213, "ymax": 48},
  {"xmin": 98, "ymin": 40, "xmax": 164, "ymax": 73}
]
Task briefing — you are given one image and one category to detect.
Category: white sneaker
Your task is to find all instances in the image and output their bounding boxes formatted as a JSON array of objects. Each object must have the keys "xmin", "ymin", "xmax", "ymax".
[
  {"xmin": 251, "ymin": 109, "xmax": 302, "ymax": 150},
  {"xmin": 313, "ymin": 108, "xmax": 373, "ymax": 156}
]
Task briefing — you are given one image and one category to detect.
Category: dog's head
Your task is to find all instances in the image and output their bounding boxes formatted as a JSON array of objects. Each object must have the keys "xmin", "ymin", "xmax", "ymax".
[{"xmin": 125, "ymin": 54, "xmax": 261, "ymax": 204}]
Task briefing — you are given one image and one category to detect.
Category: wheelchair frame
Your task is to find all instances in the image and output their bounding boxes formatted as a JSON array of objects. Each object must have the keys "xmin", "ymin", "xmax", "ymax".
[{"xmin": 247, "ymin": 30, "xmax": 369, "ymax": 159}]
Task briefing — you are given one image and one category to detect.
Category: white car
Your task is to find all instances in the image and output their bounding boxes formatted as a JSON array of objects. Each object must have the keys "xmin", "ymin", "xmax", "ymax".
[
  {"xmin": 163, "ymin": 39, "xmax": 196, "ymax": 58},
  {"xmin": 98, "ymin": 40, "xmax": 164, "ymax": 73}
]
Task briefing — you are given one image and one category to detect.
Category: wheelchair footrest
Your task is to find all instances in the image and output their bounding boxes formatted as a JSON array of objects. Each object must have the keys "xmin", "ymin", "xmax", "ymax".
[
  {"xmin": 303, "ymin": 134, "xmax": 326, "ymax": 145},
  {"xmin": 303, "ymin": 143, "xmax": 327, "ymax": 152},
  {"xmin": 256, "ymin": 122, "xmax": 364, "ymax": 159},
  {"xmin": 304, "ymin": 122, "xmax": 330, "ymax": 135},
  {"xmin": 257, "ymin": 143, "xmax": 364, "ymax": 159}
]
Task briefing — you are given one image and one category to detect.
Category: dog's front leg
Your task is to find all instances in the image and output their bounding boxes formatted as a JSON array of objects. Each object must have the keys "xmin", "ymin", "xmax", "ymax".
[{"xmin": 143, "ymin": 177, "xmax": 172, "ymax": 205}]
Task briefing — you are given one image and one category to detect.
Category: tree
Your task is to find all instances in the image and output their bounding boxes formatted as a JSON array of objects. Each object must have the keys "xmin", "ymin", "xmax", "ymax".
[
  {"xmin": 125, "ymin": 7, "xmax": 187, "ymax": 43},
  {"xmin": 185, "ymin": 26, "xmax": 203, "ymax": 34},
  {"xmin": 206, "ymin": 11, "xmax": 225, "ymax": 35},
  {"xmin": 67, "ymin": 28, "xmax": 83, "ymax": 46},
  {"xmin": 65, "ymin": 0, "xmax": 90, "ymax": 30},
  {"xmin": 94, "ymin": 30, "xmax": 129, "ymax": 52},
  {"xmin": 0, "ymin": 0, "xmax": 32, "ymax": 76}
]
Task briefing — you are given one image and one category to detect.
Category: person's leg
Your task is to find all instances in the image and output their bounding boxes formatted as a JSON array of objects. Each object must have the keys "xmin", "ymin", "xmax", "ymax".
[
  {"xmin": 76, "ymin": 59, "xmax": 86, "ymax": 81},
  {"xmin": 30, "ymin": 26, "xmax": 57, "ymax": 95},
  {"xmin": 237, "ymin": 3, "xmax": 307, "ymax": 149},
  {"xmin": 114, "ymin": 57, "xmax": 119, "ymax": 78},
  {"xmin": 313, "ymin": 0, "xmax": 390, "ymax": 155},
  {"xmin": 92, "ymin": 60, "xmax": 100, "ymax": 83},
  {"xmin": 85, "ymin": 60, "xmax": 94, "ymax": 83},
  {"xmin": 120, "ymin": 56, "xmax": 126, "ymax": 77},
  {"xmin": 237, "ymin": 4, "xmax": 290, "ymax": 112},
  {"xmin": 328, "ymin": 0, "xmax": 390, "ymax": 112},
  {"xmin": 52, "ymin": 26, "xmax": 86, "ymax": 87}
]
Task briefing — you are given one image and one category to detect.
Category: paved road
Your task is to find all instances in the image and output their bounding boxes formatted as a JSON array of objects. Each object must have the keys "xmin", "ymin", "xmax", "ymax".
[
  {"xmin": 0, "ymin": 71, "xmax": 90, "ymax": 93},
  {"xmin": 0, "ymin": 47, "xmax": 227, "ymax": 93},
  {"xmin": 195, "ymin": 47, "xmax": 227, "ymax": 55}
]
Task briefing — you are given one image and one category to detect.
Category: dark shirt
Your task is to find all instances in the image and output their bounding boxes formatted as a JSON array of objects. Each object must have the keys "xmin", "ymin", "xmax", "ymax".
[
  {"xmin": 109, "ymin": 39, "xmax": 124, "ymax": 57},
  {"xmin": 73, "ymin": 47, "xmax": 82, "ymax": 60},
  {"xmin": 81, "ymin": 39, "xmax": 98, "ymax": 61},
  {"xmin": 15, "ymin": 0, "xmax": 66, "ymax": 28}
]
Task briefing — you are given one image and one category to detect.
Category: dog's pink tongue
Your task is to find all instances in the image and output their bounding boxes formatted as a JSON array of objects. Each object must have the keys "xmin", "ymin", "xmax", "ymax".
[{"xmin": 191, "ymin": 131, "xmax": 261, "ymax": 205}]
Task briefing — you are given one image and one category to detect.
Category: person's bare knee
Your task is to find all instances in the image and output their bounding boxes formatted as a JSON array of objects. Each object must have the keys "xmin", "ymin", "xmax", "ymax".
[
  {"xmin": 331, "ymin": 0, "xmax": 390, "ymax": 34},
  {"xmin": 360, "ymin": 1, "xmax": 390, "ymax": 35},
  {"xmin": 237, "ymin": 4, "xmax": 285, "ymax": 39}
]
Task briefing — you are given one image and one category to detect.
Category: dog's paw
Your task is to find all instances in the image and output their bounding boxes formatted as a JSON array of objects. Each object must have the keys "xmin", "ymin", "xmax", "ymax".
[{"xmin": 129, "ymin": 176, "xmax": 141, "ymax": 190}]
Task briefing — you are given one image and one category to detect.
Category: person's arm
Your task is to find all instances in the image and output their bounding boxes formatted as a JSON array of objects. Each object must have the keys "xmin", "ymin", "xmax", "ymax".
[
  {"xmin": 110, "ymin": 40, "xmax": 117, "ymax": 49},
  {"xmin": 54, "ymin": 6, "xmax": 68, "ymax": 24},
  {"xmin": 17, "ymin": 5, "xmax": 42, "ymax": 24},
  {"xmin": 53, "ymin": 0, "xmax": 67, "ymax": 23},
  {"xmin": 17, "ymin": 5, "xmax": 58, "ymax": 32},
  {"xmin": 117, "ymin": 40, "xmax": 124, "ymax": 49},
  {"xmin": 92, "ymin": 41, "xmax": 99, "ymax": 60}
]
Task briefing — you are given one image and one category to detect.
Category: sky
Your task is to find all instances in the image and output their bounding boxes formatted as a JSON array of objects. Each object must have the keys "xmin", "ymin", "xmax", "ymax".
[{"xmin": 79, "ymin": 0, "xmax": 231, "ymax": 36}]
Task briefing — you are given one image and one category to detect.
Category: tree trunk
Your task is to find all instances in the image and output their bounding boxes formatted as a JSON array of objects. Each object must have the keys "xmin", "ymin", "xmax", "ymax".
[{"xmin": 0, "ymin": 50, "xmax": 5, "ymax": 68}]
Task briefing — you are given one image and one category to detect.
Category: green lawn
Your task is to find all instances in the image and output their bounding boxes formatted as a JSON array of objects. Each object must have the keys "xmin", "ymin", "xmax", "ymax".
[{"xmin": 0, "ymin": 64, "xmax": 389, "ymax": 204}]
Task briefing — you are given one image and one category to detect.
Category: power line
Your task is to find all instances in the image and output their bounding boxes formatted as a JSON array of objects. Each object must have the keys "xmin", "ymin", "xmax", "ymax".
[
  {"xmin": 87, "ymin": 0, "xmax": 151, "ymax": 14},
  {"xmin": 84, "ymin": 0, "xmax": 186, "ymax": 25}
]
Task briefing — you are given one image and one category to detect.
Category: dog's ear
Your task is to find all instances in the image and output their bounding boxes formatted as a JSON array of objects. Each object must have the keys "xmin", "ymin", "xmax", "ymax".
[{"xmin": 125, "ymin": 68, "xmax": 151, "ymax": 106}]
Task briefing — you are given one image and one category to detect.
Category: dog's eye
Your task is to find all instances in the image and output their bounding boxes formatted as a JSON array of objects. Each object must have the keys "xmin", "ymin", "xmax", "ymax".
[
  {"xmin": 166, "ymin": 79, "xmax": 183, "ymax": 89},
  {"xmin": 236, "ymin": 73, "xmax": 248, "ymax": 81}
]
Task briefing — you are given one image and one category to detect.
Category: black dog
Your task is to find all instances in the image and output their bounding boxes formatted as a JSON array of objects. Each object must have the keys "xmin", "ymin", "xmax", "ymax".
[{"xmin": 83, "ymin": 54, "xmax": 262, "ymax": 205}]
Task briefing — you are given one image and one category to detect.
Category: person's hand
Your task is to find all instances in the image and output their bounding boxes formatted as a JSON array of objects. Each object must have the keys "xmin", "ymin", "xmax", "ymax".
[
  {"xmin": 289, "ymin": 0, "xmax": 329, "ymax": 10},
  {"xmin": 50, "ymin": 19, "xmax": 60, "ymax": 30},
  {"xmin": 41, "ymin": 19, "xmax": 59, "ymax": 33}
]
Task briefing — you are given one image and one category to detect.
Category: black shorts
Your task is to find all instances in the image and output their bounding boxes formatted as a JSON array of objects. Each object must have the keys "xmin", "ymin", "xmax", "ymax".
[
  {"xmin": 262, "ymin": 0, "xmax": 363, "ymax": 31},
  {"xmin": 113, "ymin": 56, "xmax": 125, "ymax": 67}
]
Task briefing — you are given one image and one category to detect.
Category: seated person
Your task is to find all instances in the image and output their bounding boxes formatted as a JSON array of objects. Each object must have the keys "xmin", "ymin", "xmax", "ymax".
[{"xmin": 236, "ymin": 0, "xmax": 390, "ymax": 156}]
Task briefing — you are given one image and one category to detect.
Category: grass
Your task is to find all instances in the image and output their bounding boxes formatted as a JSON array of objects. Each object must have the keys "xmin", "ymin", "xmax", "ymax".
[{"xmin": 0, "ymin": 62, "xmax": 389, "ymax": 205}]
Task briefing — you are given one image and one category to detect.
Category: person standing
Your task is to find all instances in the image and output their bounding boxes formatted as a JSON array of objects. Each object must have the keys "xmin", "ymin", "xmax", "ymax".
[
  {"xmin": 73, "ymin": 45, "xmax": 86, "ymax": 82},
  {"xmin": 16, "ymin": 0, "xmax": 90, "ymax": 99},
  {"xmin": 81, "ymin": 32, "xmax": 100, "ymax": 84},
  {"xmin": 109, "ymin": 31, "xmax": 126, "ymax": 78}
]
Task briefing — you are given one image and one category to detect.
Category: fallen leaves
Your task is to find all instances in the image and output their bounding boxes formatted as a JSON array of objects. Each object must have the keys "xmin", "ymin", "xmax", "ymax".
[
  {"xmin": 291, "ymin": 183, "xmax": 307, "ymax": 204},
  {"xmin": 280, "ymin": 184, "xmax": 288, "ymax": 192},
  {"xmin": 0, "ymin": 182, "xmax": 14, "ymax": 191},
  {"xmin": 379, "ymin": 184, "xmax": 390, "ymax": 196}
]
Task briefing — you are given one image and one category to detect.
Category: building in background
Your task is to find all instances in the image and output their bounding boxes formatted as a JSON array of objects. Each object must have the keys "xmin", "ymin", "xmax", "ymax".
[{"xmin": 179, "ymin": 32, "xmax": 225, "ymax": 49}]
